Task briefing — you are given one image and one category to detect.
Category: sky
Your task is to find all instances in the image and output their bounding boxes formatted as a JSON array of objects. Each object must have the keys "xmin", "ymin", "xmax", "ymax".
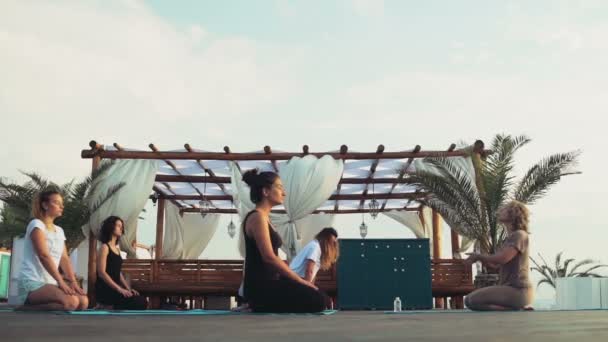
[{"xmin": 1, "ymin": 0, "xmax": 608, "ymax": 304}]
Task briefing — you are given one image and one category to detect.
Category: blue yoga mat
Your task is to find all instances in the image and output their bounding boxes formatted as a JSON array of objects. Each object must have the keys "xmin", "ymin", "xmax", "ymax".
[
  {"xmin": 61, "ymin": 309, "xmax": 338, "ymax": 316},
  {"xmin": 384, "ymin": 308, "xmax": 608, "ymax": 314}
]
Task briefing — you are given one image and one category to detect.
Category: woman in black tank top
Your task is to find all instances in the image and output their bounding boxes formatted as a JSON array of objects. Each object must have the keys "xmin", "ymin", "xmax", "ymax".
[
  {"xmin": 96, "ymin": 216, "xmax": 147, "ymax": 310},
  {"xmin": 241, "ymin": 169, "xmax": 328, "ymax": 313}
]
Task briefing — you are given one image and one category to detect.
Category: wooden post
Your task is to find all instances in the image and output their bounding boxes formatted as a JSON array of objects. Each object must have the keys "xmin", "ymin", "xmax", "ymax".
[
  {"xmin": 432, "ymin": 209, "xmax": 444, "ymax": 309},
  {"xmin": 432, "ymin": 210, "xmax": 442, "ymax": 260},
  {"xmin": 451, "ymin": 229, "xmax": 460, "ymax": 259},
  {"xmin": 87, "ymin": 155, "xmax": 101, "ymax": 307},
  {"xmin": 155, "ymin": 198, "xmax": 165, "ymax": 259}
]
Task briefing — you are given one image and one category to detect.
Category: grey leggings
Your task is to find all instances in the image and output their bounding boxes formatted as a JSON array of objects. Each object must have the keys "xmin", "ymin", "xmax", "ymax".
[{"xmin": 465, "ymin": 286, "xmax": 533, "ymax": 311}]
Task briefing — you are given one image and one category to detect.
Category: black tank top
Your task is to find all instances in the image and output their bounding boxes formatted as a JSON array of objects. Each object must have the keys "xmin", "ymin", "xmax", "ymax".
[
  {"xmin": 96, "ymin": 244, "xmax": 123, "ymax": 297},
  {"xmin": 243, "ymin": 210, "xmax": 283, "ymax": 298}
]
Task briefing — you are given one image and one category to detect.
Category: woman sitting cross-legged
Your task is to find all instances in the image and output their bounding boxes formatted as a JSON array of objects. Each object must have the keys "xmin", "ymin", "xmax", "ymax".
[
  {"xmin": 241, "ymin": 169, "xmax": 330, "ymax": 313},
  {"xmin": 95, "ymin": 216, "xmax": 147, "ymax": 310},
  {"xmin": 464, "ymin": 200, "xmax": 534, "ymax": 311}
]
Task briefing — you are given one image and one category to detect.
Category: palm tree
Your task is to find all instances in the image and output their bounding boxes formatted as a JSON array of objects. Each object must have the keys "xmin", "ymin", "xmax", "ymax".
[
  {"xmin": 0, "ymin": 161, "xmax": 124, "ymax": 250},
  {"xmin": 530, "ymin": 252, "xmax": 607, "ymax": 289},
  {"xmin": 405, "ymin": 134, "xmax": 580, "ymax": 256}
]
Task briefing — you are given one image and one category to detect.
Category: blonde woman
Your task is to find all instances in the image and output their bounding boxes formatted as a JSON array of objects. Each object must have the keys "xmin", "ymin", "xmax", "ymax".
[
  {"xmin": 464, "ymin": 201, "xmax": 534, "ymax": 311},
  {"xmin": 289, "ymin": 227, "xmax": 339, "ymax": 283},
  {"xmin": 17, "ymin": 190, "xmax": 88, "ymax": 311}
]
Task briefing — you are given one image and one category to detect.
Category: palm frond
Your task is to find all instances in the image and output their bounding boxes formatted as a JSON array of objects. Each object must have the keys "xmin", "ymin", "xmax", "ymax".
[
  {"xmin": 554, "ymin": 252, "xmax": 563, "ymax": 276},
  {"xmin": 571, "ymin": 264, "xmax": 608, "ymax": 276},
  {"xmin": 562, "ymin": 258, "xmax": 576, "ymax": 276},
  {"xmin": 19, "ymin": 171, "xmax": 51, "ymax": 190},
  {"xmin": 406, "ymin": 163, "xmax": 484, "ymax": 241},
  {"xmin": 513, "ymin": 151, "xmax": 581, "ymax": 204},
  {"xmin": 568, "ymin": 259, "xmax": 597, "ymax": 275},
  {"xmin": 413, "ymin": 156, "xmax": 484, "ymax": 221},
  {"xmin": 573, "ymin": 272, "xmax": 604, "ymax": 278},
  {"xmin": 536, "ymin": 278, "xmax": 555, "ymax": 289}
]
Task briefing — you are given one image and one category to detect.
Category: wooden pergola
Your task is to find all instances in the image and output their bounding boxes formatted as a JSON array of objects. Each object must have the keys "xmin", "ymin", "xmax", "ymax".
[{"xmin": 81, "ymin": 140, "xmax": 488, "ymax": 307}]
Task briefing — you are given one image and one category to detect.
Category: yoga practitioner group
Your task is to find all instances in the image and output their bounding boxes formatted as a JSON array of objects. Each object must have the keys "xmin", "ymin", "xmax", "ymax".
[{"xmin": 15, "ymin": 169, "xmax": 533, "ymax": 312}]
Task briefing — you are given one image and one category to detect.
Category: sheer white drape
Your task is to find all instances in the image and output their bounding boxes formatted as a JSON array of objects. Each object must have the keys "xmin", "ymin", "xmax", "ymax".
[
  {"xmin": 83, "ymin": 160, "xmax": 158, "ymax": 257},
  {"xmin": 295, "ymin": 213, "xmax": 336, "ymax": 249},
  {"xmin": 231, "ymin": 155, "xmax": 343, "ymax": 259},
  {"xmin": 162, "ymin": 202, "xmax": 220, "ymax": 259},
  {"xmin": 384, "ymin": 206, "xmax": 434, "ymax": 257}
]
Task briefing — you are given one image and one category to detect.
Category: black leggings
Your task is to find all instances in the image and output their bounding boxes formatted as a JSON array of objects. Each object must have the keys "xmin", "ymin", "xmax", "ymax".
[
  {"xmin": 248, "ymin": 278, "xmax": 329, "ymax": 313},
  {"xmin": 98, "ymin": 293, "xmax": 148, "ymax": 310}
]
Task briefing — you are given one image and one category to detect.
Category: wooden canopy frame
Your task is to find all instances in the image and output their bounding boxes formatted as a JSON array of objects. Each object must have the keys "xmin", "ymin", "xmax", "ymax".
[{"xmin": 81, "ymin": 140, "xmax": 488, "ymax": 308}]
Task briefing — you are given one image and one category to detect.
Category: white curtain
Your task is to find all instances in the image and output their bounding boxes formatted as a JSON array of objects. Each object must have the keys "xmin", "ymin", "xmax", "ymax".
[
  {"xmin": 162, "ymin": 202, "xmax": 220, "ymax": 259},
  {"xmin": 275, "ymin": 155, "xmax": 343, "ymax": 258},
  {"xmin": 384, "ymin": 206, "xmax": 435, "ymax": 257},
  {"xmin": 83, "ymin": 159, "xmax": 158, "ymax": 258},
  {"xmin": 455, "ymin": 236, "xmax": 475, "ymax": 259},
  {"xmin": 295, "ymin": 213, "xmax": 336, "ymax": 248},
  {"xmin": 231, "ymin": 156, "xmax": 344, "ymax": 259},
  {"xmin": 69, "ymin": 240, "xmax": 89, "ymax": 290}
]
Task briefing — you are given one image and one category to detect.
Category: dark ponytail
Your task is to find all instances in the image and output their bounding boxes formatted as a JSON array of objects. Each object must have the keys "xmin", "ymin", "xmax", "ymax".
[{"xmin": 242, "ymin": 169, "xmax": 279, "ymax": 204}]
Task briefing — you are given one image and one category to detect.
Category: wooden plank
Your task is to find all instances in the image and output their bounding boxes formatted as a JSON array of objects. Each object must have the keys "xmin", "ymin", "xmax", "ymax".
[
  {"xmin": 155, "ymin": 175, "xmax": 412, "ymax": 184},
  {"xmin": 179, "ymin": 207, "xmax": 421, "ymax": 214},
  {"xmin": 164, "ymin": 192, "xmax": 426, "ymax": 201},
  {"xmin": 82, "ymin": 148, "xmax": 486, "ymax": 160}
]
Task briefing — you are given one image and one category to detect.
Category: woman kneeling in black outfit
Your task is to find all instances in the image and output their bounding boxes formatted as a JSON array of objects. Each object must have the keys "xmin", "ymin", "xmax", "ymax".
[
  {"xmin": 96, "ymin": 216, "xmax": 147, "ymax": 310},
  {"xmin": 242, "ymin": 169, "xmax": 329, "ymax": 313}
]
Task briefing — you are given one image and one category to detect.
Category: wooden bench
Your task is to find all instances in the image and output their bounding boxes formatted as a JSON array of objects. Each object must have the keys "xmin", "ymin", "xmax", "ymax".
[
  {"xmin": 431, "ymin": 259, "xmax": 475, "ymax": 309},
  {"xmin": 123, "ymin": 259, "xmax": 472, "ymax": 309}
]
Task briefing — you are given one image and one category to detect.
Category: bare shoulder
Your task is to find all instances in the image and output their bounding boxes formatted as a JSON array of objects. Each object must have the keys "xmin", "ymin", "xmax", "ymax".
[
  {"xmin": 245, "ymin": 211, "xmax": 267, "ymax": 234},
  {"xmin": 513, "ymin": 230, "xmax": 528, "ymax": 238},
  {"xmin": 246, "ymin": 211, "xmax": 265, "ymax": 226}
]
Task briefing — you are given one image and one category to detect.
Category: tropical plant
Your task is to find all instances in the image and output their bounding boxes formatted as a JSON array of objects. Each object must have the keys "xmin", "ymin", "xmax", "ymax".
[
  {"xmin": 405, "ymin": 134, "xmax": 580, "ymax": 256},
  {"xmin": 530, "ymin": 252, "xmax": 607, "ymax": 289},
  {"xmin": 0, "ymin": 161, "xmax": 125, "ymax": 250}
]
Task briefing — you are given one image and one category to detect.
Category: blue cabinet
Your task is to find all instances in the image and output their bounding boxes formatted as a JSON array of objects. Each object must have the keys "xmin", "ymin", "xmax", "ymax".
[{"xmin": 337, "ymin": 239, "xmax": 432, "ymax": 310}]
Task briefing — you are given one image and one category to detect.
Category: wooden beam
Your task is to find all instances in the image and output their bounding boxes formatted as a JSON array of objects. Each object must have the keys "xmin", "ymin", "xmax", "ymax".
[
  {"xmin": 334, "ymin": 145, "xmax": 349, "ymax": 212},
  {"xmin": 380, "ymin": 145, "xmax": 421, "ymax": 211},
  {"xmin": 87, "ymin": 154, "xmax": 101, "ymax": 307},
  {"xmin": 159, "ymin": 192, "xmax": 427, "ymax": 201},
  {"xmin": 224, "ymin": 146, "xmax": 242, "ymax": 174},
  {"xmin": 152, "ymin": 185, "xmax": 184, "ymax": 209},
  {"xmin": 179, "ymin": 207, "xmax": 421, "ymax": 214},
  {"xmin": 359, "ymin": 145, "xmax": 385, "ymax": 209},
  {"xmin": 432, "ymin": 208, "xmax": 444, "ymax": 309},
  {"xmin": 82, "ymin": 148, "xmax": 486, "ymax": 160},
  {"xmin": 432, "ymin": 209, "xmax": 442, "ymax": 259},
  {"xmin": 154, "ymin": 174, "xmax": 411, "ymax": 184},
  {"xmin": 155, "ymin": 198, "xmax": 165, "ymax": 259},
  {"xmin": 150, "ymin": 143, "xmax": 209, "ymax": 209},
  {"xmin": 302, "ymin": 145, "xmax": 309, "ymax": 155},
  {"xmin": 264, "ymin": 146, "xmax": 279, "ymax": 173},
  {"xmin": 184, "ymin": 143, "xmax": 231, "ymax": 201}
]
